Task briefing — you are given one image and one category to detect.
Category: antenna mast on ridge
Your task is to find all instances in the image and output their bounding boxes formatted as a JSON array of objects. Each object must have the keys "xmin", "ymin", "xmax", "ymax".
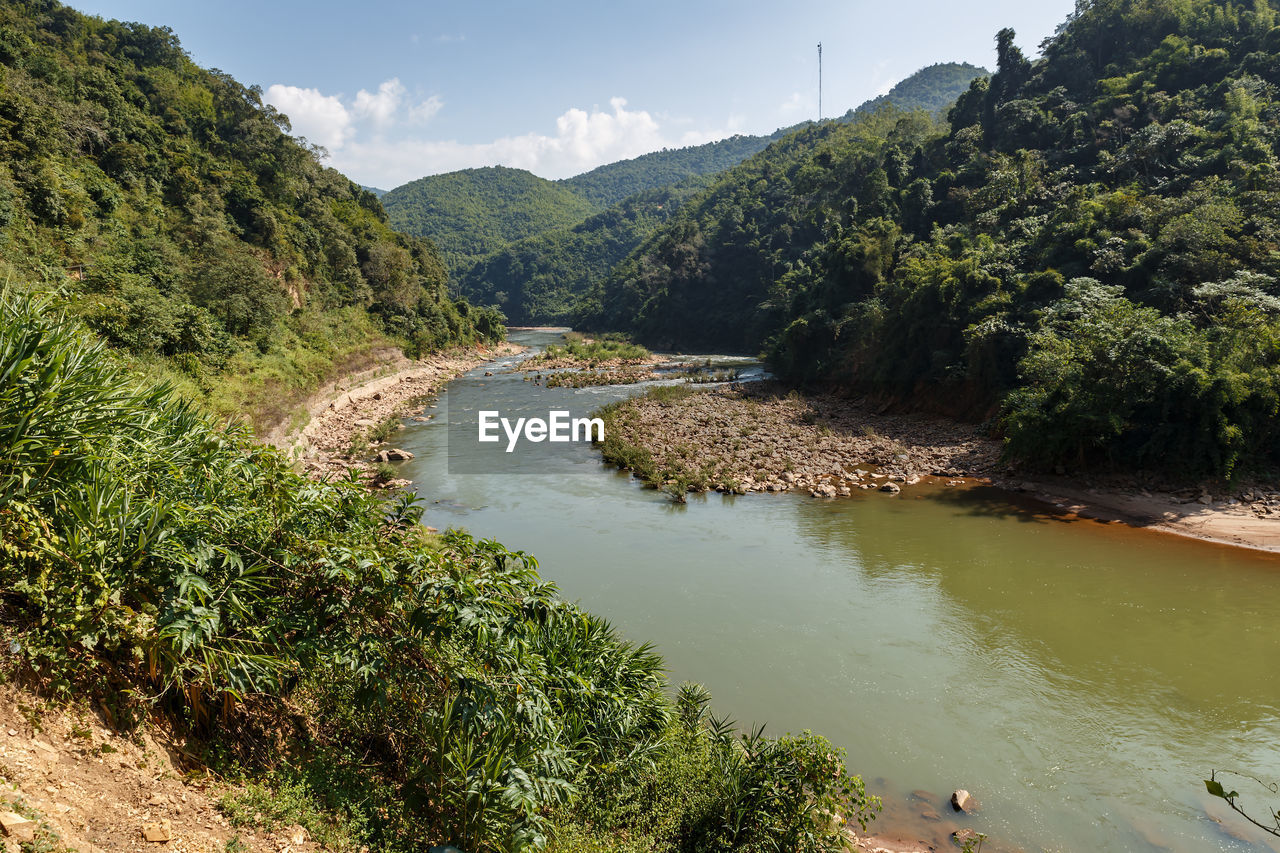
[{"xmin": 817, "ymin": 42, "xmax": 823, "ymax": 121}]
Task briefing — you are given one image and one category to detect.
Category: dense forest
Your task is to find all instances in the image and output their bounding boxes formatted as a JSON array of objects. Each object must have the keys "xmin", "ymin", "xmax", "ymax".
[
  {"xmin": 457, "ymin": 178, "xmax": 712, "ymax": 324},
  {"xmin": 584, "ymin": 0, "xmax": 1280, "ymax": 479},
  {"xmin": 0, "ymin": 0, "xmax": 503, "ymax": 430},
  {"xmin": 456, "ymin": 63, "xmax": 988, "ymax": 325},
  {"xmin": 379, "ymin": 140, "xmax": 793, "ymax": 285},
  {"xmin": 558, "ymin": 134, "xmax": 790, "ymax": 208},
  {"xmin": 382, "ymin": 166, "xmax": 599, "ymax": 277}
]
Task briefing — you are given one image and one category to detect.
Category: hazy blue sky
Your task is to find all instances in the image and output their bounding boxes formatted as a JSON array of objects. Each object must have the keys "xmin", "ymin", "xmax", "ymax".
[{"xmin": 70, "ymin": 0, "xmax": 1077, "ymax": 187}]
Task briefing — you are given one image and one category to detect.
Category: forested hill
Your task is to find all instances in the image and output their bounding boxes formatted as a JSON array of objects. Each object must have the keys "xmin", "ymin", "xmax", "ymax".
[
  {"xmin": 558, "ymin": 133, "xmax": 788, "ymax": 208},
  {"xmin": 843, "ymin": 61, "xmax": 990, "ymax": 118},
  {"xmin": 458, "ymin": 178, "xmax": 712, "ymax": 324},
  {"xmin": 583, "ymin": 0, "xmax": 1280, "ymax": 478},
  {"xmin": 560, "ymin": 64, "xmax": 992, "ymax": 209},
  {"xmin": 382, "ymin": 166, "xmax": 597, "ymax": 275},
  {"xmin": 382, "ymin": 62, "xmax": 990, "ymax": 290},
  {"xmin": 454, "ymin": 62, "xmax": 989, "ymax": 324},
  {"xmin": 0, "ymin": 0, "xmax": 503, "ymax": 428}
]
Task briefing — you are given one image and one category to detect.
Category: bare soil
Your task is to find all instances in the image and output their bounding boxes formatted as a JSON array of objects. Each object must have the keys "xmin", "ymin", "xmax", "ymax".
[{"xmin": 0, "ymin": 686, "xmax": 313, "ymax": 853}]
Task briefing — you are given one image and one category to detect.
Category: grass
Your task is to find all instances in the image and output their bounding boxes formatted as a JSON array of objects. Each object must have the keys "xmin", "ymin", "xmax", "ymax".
[
  {"xmin": 594, "ymin": 386, "xmax": 722, "ymax": 501},
  {"xmin": 544, "ymin": 367, "xmax": 653, "ymax": 388},
  {"xmin": 217, "ymin": 769, "xmax": 373, "ymax": 853},
  {"xmin": 132, "ymin": 305, "xmax": 401, "ymax": 436},
  {"xmin": 530, "ymin": 335, "xmax": 651, "ymax": 366}
]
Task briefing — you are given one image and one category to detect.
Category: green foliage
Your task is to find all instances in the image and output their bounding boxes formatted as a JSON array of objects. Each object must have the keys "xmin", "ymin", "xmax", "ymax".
[
  {"xmin": 459, "ymin": 179, "xmax": 711, "ymax": 324},
  {"xmin": 581, "ymin": 107, "xmax": 945, "ymax": 352},
  {"xmin": 428, "ymin": 65, "xmax": 987, "ymax": 327},
  {"xmin": 382, "ymin": 167, "xmax": 598, "ymax": 277},
  {"xmin": 1002, "ymin": 277, "xmax": 1280, "ymax": 474},
  {"xmin": 530, "ymin": 336, "xmax": 651, "ymax": 365},
  {"xmin": 550, "ymin": 682, "xmax": 880, "ymax": 852},
  {"xmin": 0, "ymin": 289, "xmax": 874, "ymax": 851},
  {"xmin": 218, "ymin": 773, "xmax": 370, "ymax": 852},
  {"xmin": 0, "ymin": 0, "xmax": 501, "ymax": 429},
  {"xmin": 586, "ymin": 0, "xmax": 1280, "ymax": 476},
  {"xmin": 561, "ymin": 136, "xmax": 785, "ymax": 208},
  {"xmin": 841, "ymin": 62, "xmax": 992, "ymax": 119}
]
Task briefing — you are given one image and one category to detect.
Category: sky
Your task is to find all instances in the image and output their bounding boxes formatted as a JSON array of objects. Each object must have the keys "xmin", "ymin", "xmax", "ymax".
[{"xmin": 70, "ymin": 0, "xmax": 1078, "ymax": 189}]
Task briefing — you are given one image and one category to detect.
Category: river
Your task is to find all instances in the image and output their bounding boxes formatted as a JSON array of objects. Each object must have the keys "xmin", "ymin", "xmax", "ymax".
[{"xmin": 392, "ymin": 328, "xmax": 1280, "ymax": 852}]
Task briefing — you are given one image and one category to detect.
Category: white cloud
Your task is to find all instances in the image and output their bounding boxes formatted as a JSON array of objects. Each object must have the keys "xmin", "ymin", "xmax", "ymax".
[
  {"xmin": 264, "ymin": 83, "xmax": 353, "ymax": 150},
  {"xmin": 353, "ymin": 78, "xmax": 406, "ymax": 127},
  {"xmin": 331, "ymin": 97, "xmax": 717, "ymax": 186},
  {"xmin": 266, "ymin": 79, "xmax": 733, "ymax": 188},
  {"xmin": 408, "ymin": 95, "xmax": 444, "ymax": 125},
  {"xmin": 779, "ymin": 92, "xmax": 807, "ymax": 115}
]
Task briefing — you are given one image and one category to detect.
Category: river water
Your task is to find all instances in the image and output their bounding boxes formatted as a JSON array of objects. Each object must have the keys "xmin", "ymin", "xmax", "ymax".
[{"xmin": 394, "ymin": 329, "xmax": 1280, "ymax": 852}]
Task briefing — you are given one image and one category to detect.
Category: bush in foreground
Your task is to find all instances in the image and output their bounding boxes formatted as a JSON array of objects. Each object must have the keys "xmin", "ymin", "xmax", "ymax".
[{"xmin": 0, "ymin": 288, "xmax": 874, "ymax": 851}]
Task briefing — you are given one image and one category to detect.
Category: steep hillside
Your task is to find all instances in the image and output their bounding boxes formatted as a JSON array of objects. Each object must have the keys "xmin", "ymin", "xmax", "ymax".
[
  {"xmin": 0, "ymin": 0, "xmax": 502, "ymax": 430},
  {"xmin": 457, "ymin": 178, "xmax": 711, "ymax": 323},
  {"xmin": 459, "ymin": 63, "xmax": 987, "ymax": 324},
  {"xmin": 560, "ymin": 64, "xmax": 990, "ymax": 209},
  {"xmin": 585, "ymin": 0, "xmax": 1280, "ymax": 477},
  {"xmin": 381, "ymin": 165, "xmax": 598, "ymax": 275}
]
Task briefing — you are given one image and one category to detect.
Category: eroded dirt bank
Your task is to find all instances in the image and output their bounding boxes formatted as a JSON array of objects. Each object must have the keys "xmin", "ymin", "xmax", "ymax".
[
  {"xmin": 265, "ymin": 342, "xmax": 524, "ymax": 483},
  {"xmin": 0, "ymin": 687, "xmax": 313, "ymax": 853}
]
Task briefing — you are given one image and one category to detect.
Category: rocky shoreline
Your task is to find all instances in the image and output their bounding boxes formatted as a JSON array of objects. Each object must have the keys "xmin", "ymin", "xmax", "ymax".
[
  {"xmin": 597, "ymin": 381, "xmax": 1280, "ymax": 554},
  {"xmin": 599, "ymin": 382, "xmax": 1003, "ymax": 497},
  {"xmin": 267, "ymin": 342, "xmax": 524, "ymax": 484}
]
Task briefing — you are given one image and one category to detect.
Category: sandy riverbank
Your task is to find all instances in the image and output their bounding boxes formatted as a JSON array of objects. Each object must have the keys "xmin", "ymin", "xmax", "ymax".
[
  {"xmin": 265, "ymin": 342, "xmax": 525, "ymax": 482},
  {"xmin": 600, "ymin": 381, "xmax": 1280, "ymax": 554}
]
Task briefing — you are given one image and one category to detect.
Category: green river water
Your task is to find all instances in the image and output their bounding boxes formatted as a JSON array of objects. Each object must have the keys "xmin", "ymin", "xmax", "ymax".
[{"xmin": 394, "ymin": 329, "xmax": 1280, "ymax": 852}]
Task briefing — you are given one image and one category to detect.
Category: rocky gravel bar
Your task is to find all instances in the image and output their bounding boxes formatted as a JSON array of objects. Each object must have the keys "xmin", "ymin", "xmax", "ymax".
[{"xmin": 600, "ymin": 382, "xmax": 1003, "ymax": 497}]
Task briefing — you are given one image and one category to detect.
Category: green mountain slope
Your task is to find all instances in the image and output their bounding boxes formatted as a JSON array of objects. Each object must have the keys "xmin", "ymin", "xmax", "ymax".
[
  {"xmin": 843, "ymin": 61, "xmax": 991, "ymax": 118},
  {"xmin": 458, "ymin": 178, "xmax": 711, "ymax": 323},
  {"xmin": 459, "ymin": 63, "xmax": 988, "ymax": 325},
  {"xmin": 561, "ymin": 64, "xmax": 991, "ymax": 209},
  {"xmin": 559, "ymin": 134, "xmax": 786, "ymax": 208},
  {"xmin": 0, "ymin": 0, "xmax": 502, "ymax": 429},
  {"xmin": 381, "ymin": 165, "xmax": 598, "ymax": 275},
  {"xmin": 584, "ymin": 0, "xmax": 1280, "ymax": 477}
]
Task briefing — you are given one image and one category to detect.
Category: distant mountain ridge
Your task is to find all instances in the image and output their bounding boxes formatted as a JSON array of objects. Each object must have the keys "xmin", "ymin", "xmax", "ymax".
[
  {"xmin": 382, "ymin": 166, "xmax": 598, "ymax": 275},
  {"xmin": 446, "ymin": 61, "xmax": 989, "ymax": 323},
  {"xmin": 557, "ymin": 132, "xmax": 792, "ymax": 208}
]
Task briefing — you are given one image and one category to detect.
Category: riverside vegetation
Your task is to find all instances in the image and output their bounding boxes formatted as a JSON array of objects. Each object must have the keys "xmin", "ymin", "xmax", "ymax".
[
  {"xmin": 0, "ymin": 1, "xmax": 884, "ymax": 850},
  {"xmin": 0, "ymin": 290, "xmax": 880, "ymax": 851},
  {"xmin": 581, "ymin": 0, "xmax": 1280, "ymax": 482},
  {"xmin": 0, "ymin": 0, "xmax": 505, "ymax": 433}
]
